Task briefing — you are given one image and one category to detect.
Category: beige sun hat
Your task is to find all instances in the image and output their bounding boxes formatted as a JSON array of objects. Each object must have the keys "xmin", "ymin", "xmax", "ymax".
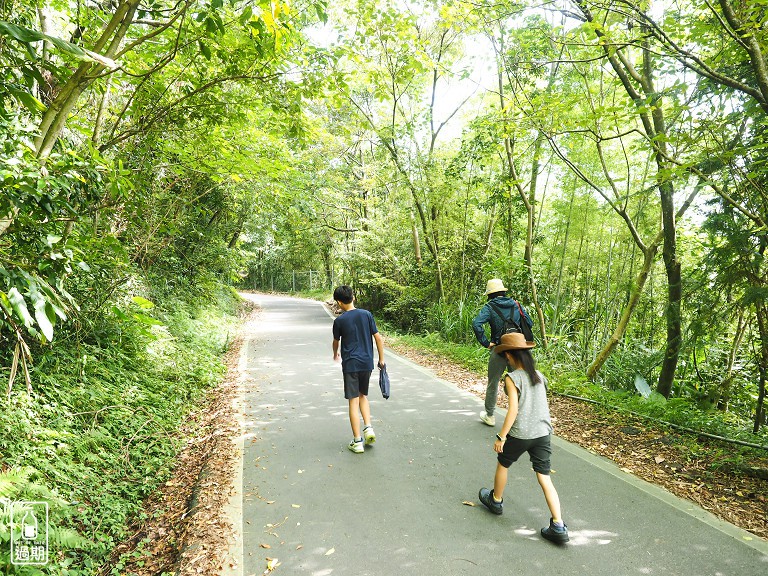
[
  {"xmin": 484, "ymin": 278, "xmax": 507, "ymax": 295},
  {"xmin": 495, "ymin": 332, "xmax": 535, "ymax": 354}
]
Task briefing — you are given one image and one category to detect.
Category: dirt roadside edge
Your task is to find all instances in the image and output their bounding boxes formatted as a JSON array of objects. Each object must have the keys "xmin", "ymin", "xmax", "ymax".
[{"xmin": 101, "ymin": 303, "xmax": 258, "ymax": 576}]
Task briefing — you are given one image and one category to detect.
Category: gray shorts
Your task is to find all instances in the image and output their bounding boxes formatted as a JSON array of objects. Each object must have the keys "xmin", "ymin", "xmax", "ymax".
[
  {"xmin": 497, "ymin": 434, "xmax": 552, "ymax": 474},
  {"xmin": 343, "ymin": 371, "xmax": 371, "ymax": 399}
]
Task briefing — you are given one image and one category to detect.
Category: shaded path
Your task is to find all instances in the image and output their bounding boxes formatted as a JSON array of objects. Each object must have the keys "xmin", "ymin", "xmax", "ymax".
[{"xmin": 232, "ymin": 294, "xmax": 767, "ymax": 575}]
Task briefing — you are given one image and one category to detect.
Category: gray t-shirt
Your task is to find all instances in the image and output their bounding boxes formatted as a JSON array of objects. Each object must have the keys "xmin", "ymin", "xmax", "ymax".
[{"xmin": 504, "ymin": 369, "xmax": 553, "ymax": 439}]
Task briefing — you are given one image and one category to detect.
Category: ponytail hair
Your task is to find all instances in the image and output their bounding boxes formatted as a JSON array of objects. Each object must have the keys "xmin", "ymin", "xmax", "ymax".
[{"xmin": 507, "ymin": 348, "xmax": 541, "ymax": 385}]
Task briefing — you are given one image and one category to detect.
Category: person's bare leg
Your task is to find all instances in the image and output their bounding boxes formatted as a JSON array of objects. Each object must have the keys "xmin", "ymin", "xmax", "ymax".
[
  {"xmin": 536, "ymin": 472, "xmax": 562, "ymax": 522},
  {"xmin": 359, "ymin": 393, "xmax": 371, "ymax": 427},
  {"xmin": 348, "ymin": 397, "xmax": 361, "ymax": 438},
  {"xmin": 493, "ymin": 463, "xmax": 508, "ymax": 501}
]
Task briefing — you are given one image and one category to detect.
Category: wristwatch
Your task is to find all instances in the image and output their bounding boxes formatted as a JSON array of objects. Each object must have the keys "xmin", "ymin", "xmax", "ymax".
[{"xmin": 495, "ymin": 433, "xmax": 504, "ymax": 441}]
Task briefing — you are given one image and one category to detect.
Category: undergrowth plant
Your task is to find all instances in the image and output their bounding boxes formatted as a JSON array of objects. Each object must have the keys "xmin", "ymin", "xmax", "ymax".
[{"xmin": 0, "ymin": 285, "xmax": 241, "ymax": 575}]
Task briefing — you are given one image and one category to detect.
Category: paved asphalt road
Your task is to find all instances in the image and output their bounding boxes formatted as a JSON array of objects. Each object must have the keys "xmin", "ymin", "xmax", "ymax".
[{"xmin": 229, "ymin": 293, "xmax": 768, "ymax": 576}]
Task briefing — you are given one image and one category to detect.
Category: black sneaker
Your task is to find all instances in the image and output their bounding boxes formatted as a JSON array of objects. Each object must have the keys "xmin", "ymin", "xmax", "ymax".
[
  {"xmin": 478, "ymin": 488, "xmax": 503, "ymax": 515},
  {"xmin": 541, "ymin": 518, "xmax": 569, "ymax": 543}
]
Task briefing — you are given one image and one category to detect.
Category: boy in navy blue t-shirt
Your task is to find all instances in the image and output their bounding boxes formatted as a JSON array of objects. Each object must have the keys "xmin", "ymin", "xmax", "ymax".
[{"xmin": 332, "ymin": 285, "xmax": 386, "ymax": 453}]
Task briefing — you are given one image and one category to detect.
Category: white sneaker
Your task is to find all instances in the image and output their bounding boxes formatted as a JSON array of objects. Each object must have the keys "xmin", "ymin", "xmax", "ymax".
[
  {"xmin": 480, "ymin": 411, "xmax": 495, "ymax": 426},
  {"xmin": 363, "ymin": 426, "xmax": 376, "ymax": 445},
  {"xmin": 348, "ymin": 438, "xmax": 364, "ymax": 453}
]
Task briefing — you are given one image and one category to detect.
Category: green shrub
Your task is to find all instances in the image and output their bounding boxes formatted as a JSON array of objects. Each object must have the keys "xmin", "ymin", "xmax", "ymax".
[{"xmin": 0, "ymin": 286, "xmax": 240, "ymax": 574}]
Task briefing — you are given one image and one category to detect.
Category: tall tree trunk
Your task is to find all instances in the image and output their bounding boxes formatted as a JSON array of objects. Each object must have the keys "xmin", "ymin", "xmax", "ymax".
[
  {"xmin": 92, "ymin": 77, "xmax": 112, "ymax": 146},
  {"xmin": 228, "ymin": 214, "xmax": 247, "ymax": 249},
  {"xmin": 553, "ymin": 186, "xmax": 575, "ymax": 332},
  {"xmin": 588, "ymin": 244, "xmax": 658, "ymax": 378},
  {"xmin": 481, "ymin": 203, "xmax": 497, "ymax": 260},
  {"xmin": 646, "ymin": 53, "xmax": 681, "ymax": 397},
  {"xmin": 657, "ymin": 204, "xmax": 682, "ymax": 396},
  {"xmin": 718, "ymin": 311, "xmax": 746, "ymax": 411},
  {"xmin": 410, "ymin": 210, "xmax": 422, "ymax": 266},
  {"xmin": 525, "ymin": 134, "xmax": 548, "ymax": 347},
  {"xmin": 754, "ymin": 300, "xmax": 768, "ymax": 433},
  {"xmin": 35, "ymin": 0, "xmax": 140, "ymax": 159},
  {"xmin": 36, "ymin": 7, "xmax": 50, "ymax": 98}
]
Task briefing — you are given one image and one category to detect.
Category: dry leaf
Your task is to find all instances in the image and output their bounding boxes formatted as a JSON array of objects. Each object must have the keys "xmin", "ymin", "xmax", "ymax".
[
  {"xmin": 325, "ymin": 547, "xmax": 335, "ymax": 556},
  {"xmin": 654, "ymin": 455, "xmax": 665, "ymax": 464},
  {"xmin": 260, "ymin": 543, "xmax": 271, "ymax": 549},
  {"xmin": 296, "ymin": 545, "xmax": 303, "ymax": 550},
  {"xmin": 292, "ymin": 504, "xmax": 301, "ymax": 508},
  {"xmin": 462, "ymin": 501, "xmax": 476, "ymax": 507}
]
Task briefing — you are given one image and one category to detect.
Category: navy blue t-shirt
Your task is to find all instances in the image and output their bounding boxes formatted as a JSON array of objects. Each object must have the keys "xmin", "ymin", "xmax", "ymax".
[{"xmin": 332, "ymin": 308, "xmax": 378, "ymax": 373}]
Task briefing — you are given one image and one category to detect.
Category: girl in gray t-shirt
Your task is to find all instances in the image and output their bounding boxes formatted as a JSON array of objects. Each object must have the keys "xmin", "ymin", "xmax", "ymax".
[{"xmin": 477, "ymin": 332, "xmax": 570, "ymax": 544}]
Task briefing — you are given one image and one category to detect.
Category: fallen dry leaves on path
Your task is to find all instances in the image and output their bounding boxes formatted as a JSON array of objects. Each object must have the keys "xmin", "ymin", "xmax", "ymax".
[{"xmin": 99, "ymin": 302, "xmax": 258, "ymax": 576}]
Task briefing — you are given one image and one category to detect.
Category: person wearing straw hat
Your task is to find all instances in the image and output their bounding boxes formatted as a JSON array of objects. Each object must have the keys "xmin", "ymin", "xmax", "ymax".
[
  {"xmin": 476, "ymin": 332, "xmax": 569, "ymax": 544},
  {"xmin": 471, "ymin": 278, "xmax": 534, "ymax": 426}
]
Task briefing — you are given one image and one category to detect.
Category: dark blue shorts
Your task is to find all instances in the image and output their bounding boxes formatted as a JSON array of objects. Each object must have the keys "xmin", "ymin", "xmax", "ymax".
[
  {"xmin": 497, "ymin": 434, "xmax": 552, "ymax": 474},
  {"xmin": 343, "ymin": 371, "xmax": 371, "ymax": 399}
]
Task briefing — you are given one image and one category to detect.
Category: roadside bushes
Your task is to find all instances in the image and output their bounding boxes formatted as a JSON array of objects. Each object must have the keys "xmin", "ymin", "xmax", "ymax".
[{"xmin": 0, "ymin": 286, "xmax": 240, "ymax": 575}]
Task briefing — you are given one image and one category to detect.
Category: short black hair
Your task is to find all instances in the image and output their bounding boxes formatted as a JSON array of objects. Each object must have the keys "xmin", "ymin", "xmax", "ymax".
[
  {"xmin": 487, "ymin": 291, "xmax": 506, "ymax": 300},
  {"xmin": 333, "ymin": 285, "xmax": 354, "ymax": 304}
]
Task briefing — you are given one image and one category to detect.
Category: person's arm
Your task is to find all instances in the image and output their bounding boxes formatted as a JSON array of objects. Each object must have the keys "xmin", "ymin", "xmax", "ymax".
[
  {"xmin": 471, "ymin": 306, "xmax": 492, "ymax": 348},
  {"xmin": 494, "ymin": 375, "xmax": 519, "ymax": 453},
  {"xmin": 373, "ymin": 332, "xmax": 385, "ymax": 368},
  {"xmin": 332, "ymin": 318, "xmax": 342, "ymax": 362}
]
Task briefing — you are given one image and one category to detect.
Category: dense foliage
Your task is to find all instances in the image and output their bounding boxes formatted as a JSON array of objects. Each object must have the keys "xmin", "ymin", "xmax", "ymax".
[
  {"xmin": 0, "ymin": 286, "xmax": 241, "ymax": 573},
  {"xmin": 1, "ymin": 0, "xmax": 329, "ymax": 573},
  {"xmin": 244, "ymin": 0, "xmax": 768, "ymax": 437}
]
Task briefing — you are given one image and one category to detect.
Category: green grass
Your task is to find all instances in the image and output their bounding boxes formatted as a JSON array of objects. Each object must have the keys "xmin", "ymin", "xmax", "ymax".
[
  {"xmin": 293, "ymin": 288, "xmax": 332, "ymax": 301},
  {"xmin": 0, "ymin": 287, "xmax": 242, "ymax": 575},
  {"xmin": 383, "ymin": 328, "xmax": 488, "ymax": 374}
]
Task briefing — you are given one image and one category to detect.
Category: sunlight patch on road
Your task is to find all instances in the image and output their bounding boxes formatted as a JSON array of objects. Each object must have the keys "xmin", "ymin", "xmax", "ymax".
[{"xmin": 566, "ymin": 529, "xmax": 616, "ymax": 546}]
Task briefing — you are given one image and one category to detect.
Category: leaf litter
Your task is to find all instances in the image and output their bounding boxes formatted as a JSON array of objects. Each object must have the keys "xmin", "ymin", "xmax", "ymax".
[{"xmin": 98, "ymin": 302, "xmax": 260, "ymax": 575}]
